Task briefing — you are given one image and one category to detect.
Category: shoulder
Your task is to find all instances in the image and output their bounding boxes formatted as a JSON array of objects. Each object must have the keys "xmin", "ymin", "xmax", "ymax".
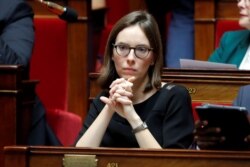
[
  {"xmin": 239, "ymin": 85, "xmax": 250, "ymax": 92},
  {"xmin": 161, "ymin": 83, "xmax": 189, "ymax": 96},
  {"xmin": 224, "ymin": 30, "xmax": 250, "ymax": 35},
  {"xmin": 0, "ymin": 0, "xmax": 33, "ymax": 20},
  {"xmin": 236, "ymin": 85, "xmax": 250, "ymax": 101},
  {"xmin": 221, "ymin": 30, "xmax": 250, "ymax": 41},
  {"xmin": 216, "ymin": 30, "xmax": 250, "ymax": 52}
]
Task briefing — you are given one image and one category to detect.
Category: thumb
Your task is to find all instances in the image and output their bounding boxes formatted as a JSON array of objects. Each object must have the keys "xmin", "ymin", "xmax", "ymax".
[
  {"xmin": 245, "ymin": 135, "xmax": 250, "ymax": 143},
  {"xmin": 127, "ymin": 76, "xmax": 136, "ymax": 83}
]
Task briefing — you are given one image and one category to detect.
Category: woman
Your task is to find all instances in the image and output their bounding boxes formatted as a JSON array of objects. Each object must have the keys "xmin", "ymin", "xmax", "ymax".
[
  {"xmin": 75, "ymin": 10, "xmax": 194, "ymax": 148},
  {"xmin": 208, "ymin": 0, "xmax": 250, "ymax": 69}
]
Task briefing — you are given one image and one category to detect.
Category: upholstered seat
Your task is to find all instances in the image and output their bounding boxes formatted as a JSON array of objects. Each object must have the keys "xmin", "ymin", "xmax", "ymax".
[{"xmin": 30, "ymin": 17, "xmax": 82, "ymax": 146}]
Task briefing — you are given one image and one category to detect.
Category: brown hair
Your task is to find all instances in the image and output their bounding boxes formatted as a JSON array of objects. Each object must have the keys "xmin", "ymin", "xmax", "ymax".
[{"xmin": 98, "ymin": 10, "xmax": 163, "ymax": 92}]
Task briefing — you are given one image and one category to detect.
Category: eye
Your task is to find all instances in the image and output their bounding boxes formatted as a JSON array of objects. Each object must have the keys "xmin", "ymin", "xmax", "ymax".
[
  {"xmin": 136, "ymin": 46, "xmax": 148, "ymax": 53},
  {"xmin": 117, "ymin": 44, "xmax": 129, "ymax": 51}
]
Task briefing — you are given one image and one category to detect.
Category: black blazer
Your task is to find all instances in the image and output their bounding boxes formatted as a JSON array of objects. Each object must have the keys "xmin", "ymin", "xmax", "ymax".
[{"xmin": 0, "ymin": 0, "xmax": 34, "ymax": 67}]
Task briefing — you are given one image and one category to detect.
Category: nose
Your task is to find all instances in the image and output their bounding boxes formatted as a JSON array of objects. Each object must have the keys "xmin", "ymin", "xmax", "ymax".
[
  {"xmin": 127, "ymin": 48, "xmax": 136, "ymax": 60},
  {"xmin": 237, "ymin": 0, "xmax": 244, "ymax": 8}
]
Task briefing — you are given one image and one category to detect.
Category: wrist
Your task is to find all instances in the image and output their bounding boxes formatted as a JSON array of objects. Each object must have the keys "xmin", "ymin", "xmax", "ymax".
[
  {"xmin": 132, "ymin": 122, "xmax": 148, "ymax": 134},
  {"xmin": 104, "ymin": 105, "xmax": 115, "ymax": 115},
  {"xmin": 127, "ymin": 115, "xmax": 143, "ymax": 128}
]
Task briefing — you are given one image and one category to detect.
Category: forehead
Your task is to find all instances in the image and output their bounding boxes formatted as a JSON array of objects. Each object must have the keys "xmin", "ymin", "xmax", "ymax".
[{"xmin": 115, "ymin": 25, "xmax": 150, "ymax": 46}]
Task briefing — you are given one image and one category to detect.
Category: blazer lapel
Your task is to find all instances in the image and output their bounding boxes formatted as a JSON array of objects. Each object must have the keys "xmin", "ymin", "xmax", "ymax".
[{"xmin": 234, "ymin": 31, "xmax": 250, "ymax": 67}]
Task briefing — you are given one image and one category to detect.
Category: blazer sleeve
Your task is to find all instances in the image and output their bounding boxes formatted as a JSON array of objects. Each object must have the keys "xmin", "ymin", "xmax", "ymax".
[{"xmin": 0, "ymin": 1, "xmax": 34, "ymax": 66}]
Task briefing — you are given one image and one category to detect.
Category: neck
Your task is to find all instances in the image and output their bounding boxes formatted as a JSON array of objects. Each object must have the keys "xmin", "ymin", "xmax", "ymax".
[{"xmin": 131, "ymin": 76, "xmax": 155, "ymax": 104}]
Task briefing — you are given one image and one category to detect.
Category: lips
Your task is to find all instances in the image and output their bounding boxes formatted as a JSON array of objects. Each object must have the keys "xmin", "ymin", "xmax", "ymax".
[
  {"xmin": 123, "ymin": 68, "xmax": 136, "ymax": 74},
  {"xmin": 240, "ymin": 14, "xmax": 247, "ymax": 17},
  {"xmin": 239, "ymin": 11, "xmax": 248, "ymax": 17},
  {"xmin": 124, "ymin": 68, "xmax": 135, "ymax": 71}
]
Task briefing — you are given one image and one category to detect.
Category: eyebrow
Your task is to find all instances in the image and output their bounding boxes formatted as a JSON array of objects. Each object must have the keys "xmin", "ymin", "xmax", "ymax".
[{"xmin": 115, "ymin": 42, "xmax": 151, "ymax": 47}]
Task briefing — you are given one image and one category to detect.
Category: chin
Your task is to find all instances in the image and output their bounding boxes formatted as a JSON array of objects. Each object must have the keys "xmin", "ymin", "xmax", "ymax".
[
  {"xmin": 124, "ymin": 75, "xmax": 134, "ymax": 79},
  {"xmin": 239, "ymin": 18, "xmax": 250, "ymax": 29},
  {"xmin": 122, "ymin": 74, "xmax": 135, "ymax": 80}
]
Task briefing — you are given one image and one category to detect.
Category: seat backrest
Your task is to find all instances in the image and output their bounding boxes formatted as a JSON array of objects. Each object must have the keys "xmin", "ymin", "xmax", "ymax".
[
  {"xmin": 46, "ymin": 109, "xmax": 82, "ymax": 146},
  {"xmin": 106, "ymin": 0, "xmax": 129, "ymax": 25},
  {"xmin": 215, "ymin": 19, "xmax": 244, "ymax": 48},
  {"xmin": 30, "ymin": 17, "xmax": 68, "ymax": 111},
  {"xmin": 29, "ymin": 19, "xmax": 83, "ymax": 146}
]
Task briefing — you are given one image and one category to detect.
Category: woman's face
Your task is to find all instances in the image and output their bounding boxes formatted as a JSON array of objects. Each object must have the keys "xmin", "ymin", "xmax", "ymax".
[
  {"xmin": 112, "ymin": 25, "xmax": 154, "ymax": 83},
  {"xmin": 238, "ymin": 0, "xmax": 250, "ymax": 29}
]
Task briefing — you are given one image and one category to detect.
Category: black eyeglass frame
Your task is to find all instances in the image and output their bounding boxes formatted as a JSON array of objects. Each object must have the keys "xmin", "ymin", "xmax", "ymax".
[{"xmin": 112, "ymin": 43, "xmax": 153, "ymax": 59}]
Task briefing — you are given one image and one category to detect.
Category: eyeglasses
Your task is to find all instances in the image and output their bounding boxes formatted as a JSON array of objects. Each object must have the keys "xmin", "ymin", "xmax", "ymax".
[{"xmin": 113, "ymin": 44, "xmax": 153, "ymax": 59}]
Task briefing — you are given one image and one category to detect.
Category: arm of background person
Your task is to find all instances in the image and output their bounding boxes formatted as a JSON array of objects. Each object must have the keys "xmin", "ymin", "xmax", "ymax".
[
  {"xmin": 233, "ymin": 85, "xmax": 250, "ymax": 112},
  {"xmin": 0, "ymin": 0, "xmax": 34, "ymax": 66}
]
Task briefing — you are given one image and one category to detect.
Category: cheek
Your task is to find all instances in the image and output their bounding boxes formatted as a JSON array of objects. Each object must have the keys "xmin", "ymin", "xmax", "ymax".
[
  {"xmin": 147, "ymin": 54, "xmax": 155, "ymax": 66},
  {"xmin": 140, "ymin": 57, "xmax": 154, "ymax": 69},
  {"xmin": 239, "ymin": 18, "xmax": 250, "ymax": 29},
  {"xmin": 112, "ymin": 55, "xmax": 123, "ymax": 66}
]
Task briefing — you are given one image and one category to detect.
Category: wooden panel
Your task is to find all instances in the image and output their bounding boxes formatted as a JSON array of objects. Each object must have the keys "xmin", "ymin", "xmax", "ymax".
[
  {"xmin": 4, "ymin": 146, "xmax": 250, "ymax": 167},
  {"xmin": 67, "ymin": 0, "xmax": 91, "ymax": 120},
  {"xmin": 216, "ymin": 1, "xmax": 238, "ymax": 19},
  {"xmin": 195, "ymin": 21, "xmax": 215, "ymax": 60},
  {"xmin": 0, "ymin": 65, "xmax": 37, "ymax": 167},
  {"xmin": 89, "ymin": 69, "xmax": 250, "ymax": 104},
  {"xmin": 195, "ymin": 0, "xmax": 215, "ymax": 19},
  {"xmin": 128, "ymin": 0, "xmax": 147, "ymax": 11},
  {"xmin": 195, "ymin": 0, "xmax": 215, "ymax": 60}
]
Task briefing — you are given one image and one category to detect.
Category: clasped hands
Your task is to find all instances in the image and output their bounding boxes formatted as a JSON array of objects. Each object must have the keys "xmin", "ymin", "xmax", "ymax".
[{"xmin": 100, "ymin": 77, "xmax": 136, "ymax": 117}]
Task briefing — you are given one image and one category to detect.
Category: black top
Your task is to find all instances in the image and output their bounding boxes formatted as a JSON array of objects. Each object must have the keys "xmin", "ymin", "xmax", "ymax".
[{"xmin": 76, "ymin": 84, "xmax": 194, "ymax": 148}]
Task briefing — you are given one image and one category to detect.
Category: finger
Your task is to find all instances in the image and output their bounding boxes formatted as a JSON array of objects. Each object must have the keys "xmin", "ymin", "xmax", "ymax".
[
  {"xmin": 195, "ymin": 136, "xmax": 226, "ymax": 150},
  {"xmin": 194, "ymin": 135, "xmax": 225, "ymax": 143},
  {"xmin": 111, "ymin": 91, "xmax": 132, "ymax": 104},
  {"xmin": 244, "ymin": 134, "xmax": 250, "ymax": 143},
  {"xmin": 116, "ymin": 97, "xmax": 132, "ymax": 105},
  {"xmin": 109, "ymin": 84, "xmax": 122, "ymax": 96},
  {"xmin": 195, "ymin": 120, "xmax": 208, "ymax": 128},
  {"xmin": 110, "ymin": 78, "xmax": 126, "ymax": 88},
  {"xmin": 111, "ymin": 92, "xmax": 122, "ymax": 101},
  {"xmin": 116, "ymin": 89, "xmax": 133, "ymax": 97},
  {"xmin": 196, "ymin": 141, "xmax": 220, "ymax": 150},
  {"xmin": 122, "ymin": 81, "xmax": 133, "ymax": 91},
  {"xmin": 127, "ymin": 76, "xmax": 136, "ymax": 82},
  {"xmin": 100, "ymin": 96, "xmax": 112, "ymax": 105},
  {"xmin": 194, "ymin": 127, "xmax": 221, "ymax": 136}
]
